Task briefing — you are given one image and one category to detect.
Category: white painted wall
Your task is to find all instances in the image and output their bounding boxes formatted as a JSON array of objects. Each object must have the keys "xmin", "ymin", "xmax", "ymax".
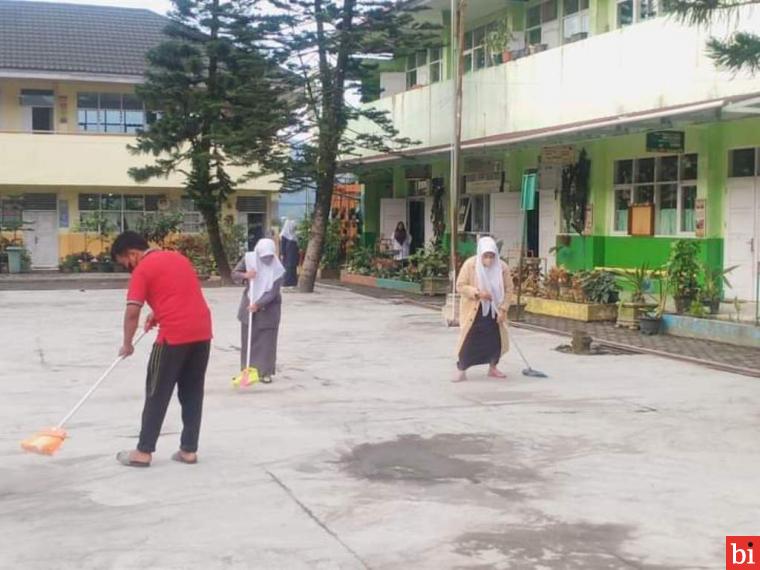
[{"xmin": 354, "ymin": 10, "xmax": 760, "ymax": 153}]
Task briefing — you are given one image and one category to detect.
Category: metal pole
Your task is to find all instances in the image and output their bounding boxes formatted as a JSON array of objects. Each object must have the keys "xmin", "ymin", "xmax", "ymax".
[{"xmin": 448, "ymin": 0, "xmax": 466, "ymax": 322}]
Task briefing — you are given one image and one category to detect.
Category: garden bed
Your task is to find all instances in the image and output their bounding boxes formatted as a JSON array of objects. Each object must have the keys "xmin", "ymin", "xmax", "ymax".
[
  {"xmin": 341, "ymin": 271, "xmax": 423, "ymax": 294},
  {"xmin": 661, "ymin": 315, "xmax": 760, "ymax": 349},
  {"xmin": 524, "ymin": 297, "xmax": 618, "ymax": 322}
]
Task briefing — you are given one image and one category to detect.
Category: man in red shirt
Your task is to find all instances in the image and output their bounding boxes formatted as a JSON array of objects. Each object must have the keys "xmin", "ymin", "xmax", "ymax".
[{"xmin": 111, "ymin": 231, "xmax": 212, "ymax": 468}]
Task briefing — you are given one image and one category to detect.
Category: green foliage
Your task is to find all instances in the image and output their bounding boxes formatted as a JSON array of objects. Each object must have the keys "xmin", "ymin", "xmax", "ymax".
[
  {"xmin": 321, "ymin": 219, "xmax": 343, "ymax": 270},
  {"xmin": 136, "ymin": 212, "xmax": 183, "ymax": 247},
  {"xmin": 76, "ymin": 211, "xmax": 117, "ymax": 253},
  {"xmin": 701, "ymin": 262, "xmax": 738, "ymax": 303},
  {"xmin": 613, "ymin": 263, "xmax": 654, "ymax": 304},
  {"xmin": 128, "ymin": 0, "xmax": 296, "ymax": 279},
  {"xmin": 219, "ymin": 218, "xmax": 247, "ymax": 268},
  {"xmin": 405, "ymin": 245, "xmax": 449, "ymax": 280},
  {"xmin": 579, "ymin": 271, "xmax": 620, "ymax": 304},
  {"xmin": 347, "ymin": 245, "xmax": 376, "ymax": 276},
  {"xmin": 296, "ymin": 217, "xmax": 311, "ymax": 252},
  {"xmin": 172, "ymin": 234, "xmax": 214, "ymax": 278},
  {"xmin": 666, "ymin": 0, "xmax": 760, "ymax": 73},
  {"xmin": 688, "ymin": 298, "xmax": 707, "ymax": 317},
  {"xmin": 485, "ymin": 17, "xmax": 514, "ymax": 62},
  {"xmin": 560, "ymin": 149, "xmax": 590, "ymax": 235},
  {"xmin": 665, "ymin": 239, "xmax": 701, "ymax": 303}
]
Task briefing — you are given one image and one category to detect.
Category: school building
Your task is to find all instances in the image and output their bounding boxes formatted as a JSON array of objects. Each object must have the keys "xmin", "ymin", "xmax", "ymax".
[
  {"xmin": 349, "ymin": 0, "xmax": 760, "ymax": 302},
  {"xmin": 0, "ymin": 0, "xmax": 279, "ymax": 268}
]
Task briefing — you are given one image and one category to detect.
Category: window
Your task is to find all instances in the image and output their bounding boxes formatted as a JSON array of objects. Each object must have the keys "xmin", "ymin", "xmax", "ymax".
[
  {"xmin": 729, "ymin": 148, "xmax": 757, "ymax": 177},
  {"xmin": 20, "ymin": 89, "xmax": 54, "ymax": 132},
  {"xmin": 464, "ymin": 25, "xmax": 494, "ymax": 73},
  {"xmin": 180, "ymin": 198, "xmax": 204, "ymax": 233},
  {"xmin": 78, "ymin": 193, "xmax": 160, "ymax": 232},
  {"xmin": 0, "ymin": 197, "xmax": 23, "ymax": 227},
  {"xmin": 463, "ymin": 194, "xmax": 491, "ymax": 233},
  {"xmin": 613, "ymin": 154, "xmax": 698, "ymax": 235},
  {"xmin": 617, "ymin": 0, "xmax": 658, "ymax": 27},
  {"xmin": 526, "ymin": 0, "xmax": 558, "ymax": 47},
  {"xmin": 563, "ymin": 0, "xmax": 589, "ymax": 43},
  {"xmin": 77, "ymin": 93, "xmax": 149, "ymax": 133},
  {"xmin": 405, "ymin": 48, "xmax": 443, "ymax": 88}
]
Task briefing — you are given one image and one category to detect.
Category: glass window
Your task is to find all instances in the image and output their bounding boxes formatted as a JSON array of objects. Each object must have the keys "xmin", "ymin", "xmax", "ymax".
[
  {"xmin": 101, "ymin": 194, "xmax": 122, "ymax": 211},
  {"xmin": 79, "ymin": 194, "xmax": 100, "ymax": 211},
  {"xmin": 564, "ymin": 0, "xmax": 580, "ymax": 14},
  {"xmin": 680, "ymin": 186, "xmax": 696, "ymax": 232},
  {"xmin": 77, "ymin": 93, "xmax": 100, "ymax": 132},
  {"xmin": 527, "ymin": 28, "xmax": 542, "ymax": 45},
  {"xmin": 470, "ymin": 195, "xmax": 491, "ymax": 233},
  {"xmin": 617, "ymin": 0, "xmax": 633, "ymax": 26},
  {"xmin": 635, "ymin": 158, "xmax": 655, "ymax": 183},
  {"xmin": 657, "ymin": 155, "xmax": 679, "ymax": 182},
  {"xmin": 681, "ymin": 153, "xmax": 698, "ymax": 180},
  {"xmin": 124, "ymin": 195, "xmax": 145, "ymax": 211},
  {"xmin": 729, "ymin": 148, "xmax": 756, "ymax": 177},
  {"xmin": 527, "ymin": 5, "xmax": 541, "ymax": 28},
  {"xmin": 657, "ymin": 184, "xmax": 678, "ymax": 235},
  {"xmin": 541, "ymin": 0, "xmax": 558, "ymax": 21},
  {"xmin": 77, "ymin": 92, "xmax": 146, "ymax": 133},
  {"xmin": 640, "ymin": 0, "xmax": 657, "ymax": 20},
  {"xmin": 634, "ymin": 185, "xmax": 654, "ymax": 204},
  {"xmin": 614, "ymin": 160, "xmax": 633, "ymax": 185},
  {"xmin": 614, "ymin": 188, "xmax": 631, "ymax": 232}
]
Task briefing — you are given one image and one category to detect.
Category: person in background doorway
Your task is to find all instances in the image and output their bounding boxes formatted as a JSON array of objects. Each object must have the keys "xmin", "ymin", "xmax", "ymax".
[
  {"xmin": 232, "ymin": 238, "xmax": 284, "ymax": 384},
  {"xmin": 111, "ymin": 231, "xmax": 212, "ymax": 467},
  {"xmin": 392, "ymin": 221, "xmax": 412, "ymax": 261},
  {"xmin": 279, "ymin": 219, "xmax": 300, "ymax": 288},
  {"xmin": 454, "ymin": 236, "xmax": 513, "ymax": 383}
]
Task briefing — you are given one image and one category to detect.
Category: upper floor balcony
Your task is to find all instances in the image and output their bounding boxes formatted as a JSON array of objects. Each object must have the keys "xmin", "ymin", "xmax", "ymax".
[{"xmin": 355, "ymin": 7, "xmax": 760, "ymax": 157}]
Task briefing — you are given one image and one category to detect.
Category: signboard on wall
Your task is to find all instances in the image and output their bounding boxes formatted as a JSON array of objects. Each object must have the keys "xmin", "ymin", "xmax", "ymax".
[
  {"xmin": 583, "ymin": 204, "xmax": 593, "ymax": 236},
  {"xmin": 57, "ymin": 96, "xmax": 68, "ymax": 124},
  {"xmin": 541, "ymin": 145, "xmax": 575, "ymax": 166},
  {"xmin": 646, "ymin": 130, "xmax": 685, "ymax": 153},
  {"xmin": 695, "ymin": 198, "xmax": 706, "ymax": 237}
]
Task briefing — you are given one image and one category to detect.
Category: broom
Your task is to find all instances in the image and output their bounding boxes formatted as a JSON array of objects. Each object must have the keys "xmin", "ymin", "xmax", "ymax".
[
  {"xmin": 232, "ymin": 256, "xmax": 259, "ymax": 389},
  {"xmin": 20, "ymin": 330, "xmax": 148, "ymax": 456}
]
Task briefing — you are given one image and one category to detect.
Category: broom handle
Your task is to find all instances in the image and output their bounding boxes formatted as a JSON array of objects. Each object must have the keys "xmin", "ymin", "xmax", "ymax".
[
  {"xmin": 246, "ymin": 281, "xmax": 254, "ymax": 369},
  {"xmin": 56, "ymin": 330, "xmax": 148, "ymax": 429}
]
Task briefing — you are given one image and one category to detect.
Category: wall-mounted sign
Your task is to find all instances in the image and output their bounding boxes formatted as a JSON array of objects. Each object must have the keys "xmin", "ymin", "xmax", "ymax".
[
  {"xmin": 404, "ymin": 164, "xmax": 432, "ymax": 180},
  {"xmin": 646, "ymin": 130, "xmax": 685, "ymax": 153},
  {"xmin": 520, "ymin": 173, "xmax": 537, "ymax": 211},
  {"xmin": 465, "ymin": 172, "xmax": 502, "ymax": 194},
  {"xmin": 57, "ymin": 96, "xmax": 68, "ymax": 124},
  {"xmin": 58, "ymin": 199, "xmax": 69, "ymax": 228},
  {"xmin": 695, "ymin": 198, "xmax": 706, "ymax": 237},
  {"xmin": 541, "ymin": 145, "xmax": 575, "ymax": 166}
]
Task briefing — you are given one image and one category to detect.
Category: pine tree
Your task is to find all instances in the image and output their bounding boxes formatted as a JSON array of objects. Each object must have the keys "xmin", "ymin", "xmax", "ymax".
[
  {"xmin": 129, "ymin": 0, "xmax": 296, "ymax": 282},
  {"xmin": 666, "ymin": 0, "xmax": 760, "ymax": 73},
  {"xmin": 274, "ymin": 0, "xmax": 439, "ymax": 292}
]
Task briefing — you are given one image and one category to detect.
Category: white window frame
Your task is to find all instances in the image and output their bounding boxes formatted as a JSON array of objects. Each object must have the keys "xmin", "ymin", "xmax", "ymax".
[
  {"xmin": 429, "ymin": 47, "xmax": 443, "ymax": 84},
  {"xmin": 727, "ymin": 147, "xmax": 760, "ymax": 179},
  {"xmin": 526, "ymin": 0, "xmax": 559, "ymax": 48},
  {"xmin": 406, "ymin": 50, "xmax": 429, "ymax": 89},
  {"xmin": 617, "ymin": 0, "xmax": 659, "ymax": 28},
  {"xmin": 464, "ymin": 25, "xmax": 489, "ymax": 73},
  {"xmin": 461, "ymin": 193, "xmax": 492, "ymax": 234},
  {"xmin": 180, "ymin": 198, "xmax": 204, "ymax": 234},
  {"xmin": 78, "ymin": 193, "xmax": 159, "ymax": 233},
  {"xmin": 611, "ymin": 154, "xmax": 698, "ymax": 237},
  {"xmin": 562, "ymin": 0, "xmax": 590, "ymax": 43}
]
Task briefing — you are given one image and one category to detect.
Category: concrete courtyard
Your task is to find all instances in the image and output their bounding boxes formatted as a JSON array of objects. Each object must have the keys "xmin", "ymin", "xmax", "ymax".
[{"xmin": 0, "ymin": 286, "xmax": 757, "ymax": 569}]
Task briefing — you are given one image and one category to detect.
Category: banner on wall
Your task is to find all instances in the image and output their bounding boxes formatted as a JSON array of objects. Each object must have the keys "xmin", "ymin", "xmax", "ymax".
[
  {"xmin": 695, "ymin": 198, "xmax": 706, "ymax": 237},
  {"xmin": 540, "ymin": 145, "xmax": 575, "ymax": 166}
]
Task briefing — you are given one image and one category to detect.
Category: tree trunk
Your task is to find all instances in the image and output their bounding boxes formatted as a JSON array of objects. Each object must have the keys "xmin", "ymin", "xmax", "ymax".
[
  {"xmin": 201, "ymin": 207, "xmax": 232, "ymax": 284},
  {"xmin": 298, "ymin": 176, "xmax": 333, "ymax": 292}
]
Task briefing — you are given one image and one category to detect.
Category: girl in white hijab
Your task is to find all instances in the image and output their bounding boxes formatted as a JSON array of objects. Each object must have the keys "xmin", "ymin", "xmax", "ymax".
[
  {"xmin": 454, "ymin": 236, "xmax": 513, "ymax": 383},
  {"xmin": 232, "ymin": 238, "xmax": 286, "ymax": 383},
  {"xmin": 279, "ymin": 219, "xmax": 300, "ymax": 287}
]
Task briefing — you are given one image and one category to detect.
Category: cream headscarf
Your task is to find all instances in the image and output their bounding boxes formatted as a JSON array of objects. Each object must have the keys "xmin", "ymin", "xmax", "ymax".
[
  {"xmin": 245, "ymin": 238, "xmax": 285, "ymax": 304},
  {"xmin": 280, "ymin": 219, "xmax": 297, "ymax": 242},
  {"xmin": 475, "ymin": 236, "xmax": 505, "ymax": 318}
]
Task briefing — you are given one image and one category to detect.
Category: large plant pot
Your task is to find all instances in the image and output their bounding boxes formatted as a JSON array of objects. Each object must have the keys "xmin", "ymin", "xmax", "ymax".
[
  {"xmin": 525, "ymin": 297, "xmax": 618, "ymax": 322},
  {"xmin": 79, "ymin": 261, "xmax": 92, "ymax": 273},
  {"xmin": 674, "ymin": 296, "xmax": 694, "ymax": 314},
  {"xmin": 639, "ymin": 315, "xmax": 661, "ymax": 336},
  {"xmin": 421, "ymin": 276, "xmax": 449, "ymax": 296},
  {"xmin": 340, "ymin": 270, "xmax": 377, "ymax": 288},
  {"xmin": 704, "ymin": 299, "xmax": 720, "ymax": 315},
  {"xmin": 318, "ymin": 267, "xmax": 341, "ymax": 280},
  {"xmin": 616, "ymin": 302, "xmax": 658, "ymax": 330},
  {"xmin": 6, "ymin": 246, "xmax": 23, "ymax": 274}
]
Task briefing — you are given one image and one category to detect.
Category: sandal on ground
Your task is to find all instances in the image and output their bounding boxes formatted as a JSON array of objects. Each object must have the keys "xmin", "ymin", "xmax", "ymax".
[
  {"xmin": 261, "ymin": 376, "xmax": 273, "ymax": 384},
  {"xmin": 116, "ymin": 450, "xmax": 150, "ymax": 468},
  {"xmin": 488, "ymin": 368, "xmax": 507, "ymax": 379},
  {"xmin": 171, "ymin": 451, "xmax": 198, "ymax": 465}
]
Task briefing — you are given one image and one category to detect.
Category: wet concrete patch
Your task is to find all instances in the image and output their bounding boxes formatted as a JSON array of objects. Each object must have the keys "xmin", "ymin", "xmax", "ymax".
[
  {"xmin": 455, "ymin": 522, "xmax": 680, "ymax": 570},
  {"xmin": 341, "ymin": 433, "xmax": 538, "ymax": 486}
]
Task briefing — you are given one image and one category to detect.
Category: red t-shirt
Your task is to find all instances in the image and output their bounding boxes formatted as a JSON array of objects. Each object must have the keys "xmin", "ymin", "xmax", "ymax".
[{"xmin": 127, "ymin": 250, "xmax": 212, "ymax": 345}]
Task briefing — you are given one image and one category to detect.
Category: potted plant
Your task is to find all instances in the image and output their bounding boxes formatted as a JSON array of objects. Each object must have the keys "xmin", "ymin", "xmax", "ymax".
[
  {"xmin": 580, "ymin": 270, "xmax": 620, "ymax": 305},
  {"xmin": 486, "ymin": 17, "xmax": 515, "ymax": 65},
  {"xmin": 614, "ymin": 263, "xmax": 658, "ymax": 329},
  {"xmin": 319, "ymin": 219, "xmax": 343, "ymax": 280},
  {"xmin": 639, "ymin": 276, "xmax": 667, "ymax": 335},
  {"xmin": 408, "ymin": 245, "xmax": 450, "ymax": 296},
  {"xmin": 665, "ymin": 240, "xmax": 701, "ymax": 314},
  {"xmin": 700, "ymin": 263, "xmax": 737, "ymax": 315}
]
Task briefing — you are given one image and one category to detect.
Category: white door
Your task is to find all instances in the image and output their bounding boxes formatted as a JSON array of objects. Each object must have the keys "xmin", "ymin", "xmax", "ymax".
[
  {"xmin": 22, "ymin": 211, "xmax": 58, "ymax": 268},
  {"xmin": 490, "ymin": 192, "xmax": 522, "ymax": 261},
  {"xmin": 424, "ymin": 197, "xmax": 434, "ymax": 247},
  {"xmin": 380, "ymin": 198, "xmax": 407, "ymax": 243},
  {"xmin": 725, "ymin": 179, "xmax": 758, "ymax": 301},
  {"xmin": 539, "ymin": 189, "xmax": 558, "ymax": 268}
]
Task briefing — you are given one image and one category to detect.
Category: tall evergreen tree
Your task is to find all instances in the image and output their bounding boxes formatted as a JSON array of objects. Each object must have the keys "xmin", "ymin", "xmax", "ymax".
[
  {"xmin": 274, "ymin": 0, "xmax": 439, "ymax": 292},
  {"xmin": 129, "ymin": 0, "xmax": 295, "ymax": 282},
  {"xmin": 666, "ymin": 0, "xmax": 760, "ymax": 73}
]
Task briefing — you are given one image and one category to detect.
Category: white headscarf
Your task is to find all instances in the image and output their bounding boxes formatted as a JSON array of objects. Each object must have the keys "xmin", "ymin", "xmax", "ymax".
[
  {"xmin": 475, "ymin": 236, "xmax": 505, "ymax": 318},
  {"xmin": 245, "ymin": 238, "xmax": 286, "ymax": 304},
  {"xmin": 280, "ymin": 219, "xmax": 297, "ymax": 242}
]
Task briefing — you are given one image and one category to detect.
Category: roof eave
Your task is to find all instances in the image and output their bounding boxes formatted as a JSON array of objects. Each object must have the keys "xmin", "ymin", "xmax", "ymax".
[{"xmin": 0, "ymin": 68, "xmax": 143, "ymax": 84}]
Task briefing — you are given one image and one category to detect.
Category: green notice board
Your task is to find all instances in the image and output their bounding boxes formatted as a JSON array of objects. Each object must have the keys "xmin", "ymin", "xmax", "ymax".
[
  {"xmin": 646, "ymin": 130, "xmax": 685, "ymax": 153},
  {"xmin": 521, "ymin": 173, "xmax": 537, "ymax": 211}
]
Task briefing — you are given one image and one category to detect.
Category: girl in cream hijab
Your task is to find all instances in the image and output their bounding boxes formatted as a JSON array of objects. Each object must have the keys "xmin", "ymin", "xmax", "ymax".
[
  {"xmin": 454, "ymin": 236, "xmax": 513, "ymax": 383},
  {"xmin": 232, "ymin": 238, "xmax": 286, "ymax": 383}
]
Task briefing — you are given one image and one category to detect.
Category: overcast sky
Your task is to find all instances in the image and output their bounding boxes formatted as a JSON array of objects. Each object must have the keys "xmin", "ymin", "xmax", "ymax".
[{"xmin": 26, "ymin": 0, "xmax": 172, "ymax": 14}]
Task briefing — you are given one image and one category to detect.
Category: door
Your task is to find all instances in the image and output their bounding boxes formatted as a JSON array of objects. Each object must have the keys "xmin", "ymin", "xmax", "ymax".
[
  {"xmin": 238, "ymin": 212, "xmax": 266, "ymax": 250},
  {"xmin": 725, "ymin": 179, "xmax": 758, "ymax": 301},
  {"xmin": 22, "ymin": 211, "xmax": 58, "ymax": 268},
  {"xmin": 408, "ymin": 199, "xmax": 425, "ymax": 254},
  {"xmin": 32, "ymin": 107, "xmax": 53, "ymax": 131},
  {"xmin": 424, "ymin": 197, "xmax": 434, "ymax": 247},
  {"xmin": 380, "ymin": 198, "xmax": 407, "ymax": 244},
  {"xmin": 490, "ymin": 192, "xmax": 521, "ymax": 261},
  {"xmin": 539, "ymin": 189, "xmax": 558, "ymax": 268}
]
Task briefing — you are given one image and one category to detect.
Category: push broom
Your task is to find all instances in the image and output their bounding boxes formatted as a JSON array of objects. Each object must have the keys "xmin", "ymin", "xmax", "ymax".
[
  {"xmin": 21, "ymin": 330, "xmax": 148, "ymax": 455},
  {"xmin": 232, "ymin": 252, "xmax": 259, "ymax": 389}
]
